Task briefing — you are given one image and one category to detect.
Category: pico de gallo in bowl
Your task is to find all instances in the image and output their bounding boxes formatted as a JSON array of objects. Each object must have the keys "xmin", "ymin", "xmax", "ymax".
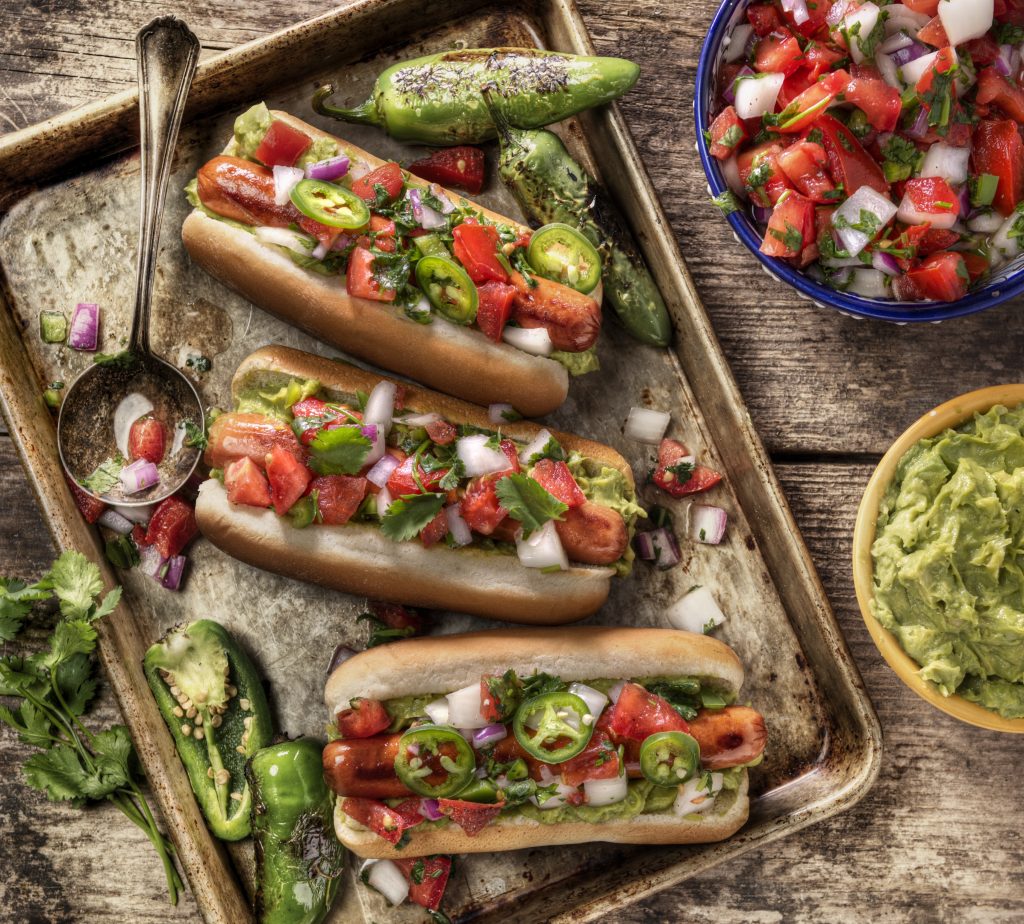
[{"xmin": 696, "ymin": 0, "xmax": 1024, "ymax": 321}]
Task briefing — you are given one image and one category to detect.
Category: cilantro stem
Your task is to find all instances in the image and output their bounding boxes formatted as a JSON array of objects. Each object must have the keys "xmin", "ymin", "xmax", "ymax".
[{"xmin": 123, "ymin": 779, "xmax": 183, "ymax": 904}]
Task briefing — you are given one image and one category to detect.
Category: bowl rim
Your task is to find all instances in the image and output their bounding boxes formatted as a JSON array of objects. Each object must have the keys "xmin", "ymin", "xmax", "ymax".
[
  {"xmin": 694, "ymin": 0, "xmax": 1024, "ymax": 324},
  {"xmin": 852, "ymin": 384, "xmax": 1024, "ymax": 733}
]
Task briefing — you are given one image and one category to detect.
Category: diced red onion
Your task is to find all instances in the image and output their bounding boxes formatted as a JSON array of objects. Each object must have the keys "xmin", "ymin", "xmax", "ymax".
[
  {"xmin": 906, "ymin": 106, "xmax": 930, "ymax": 140},
  {"xmin": 826, "ymin": 0, "xmax": 852, "ymax": 27},
  {"xmin": 328, "ymin": 645, "xmax": 357, "ymax": 675},
  {"xmin": 407, "ymin": 188, "xmax": 447, "ymax": 230},
  {"xmin": 489, "ymin": 403, "xmax": 516, "ymax": 424},
  {"xmin": 688, "ymin": 504, "xmax": 728, "ymax": 545},
  {"xmin": 401, "ymin": 412, "xmax": 441, "ymax": 427},
  {"xmin": 376, "ymin": 485, "xmax": 393, "ymax": 517},
  {"xmin": 304, "ymin": 154, "xmax": 350, "ymax": 181},
  {"xmin": 957, "ymin": 184, "xmax": 972, "ymax": 217},
  {"xmin": 429, "ymin": 184, "xmax": 456, "ymax": 214},
  {"xmin": 69, "ymin": 303, "xmax": 99, "ymax": 351},
  {"xmin": 361, "ymin": 859, "xmax": 408, "ymax": 907},
  {"xmin": 363, "ymin": 380, "xmax": 396, "ymax": 435},
  {"xmin": 255, "ymin": 226, "xmax": 317, "ymax": 255},
  {"xmin": 161, "ymin": 555, "xmax": 187, "ymax": 591},
  {"xmin": 471, "ymin": 724, "xmax": 507, "ymax": 748},
  {"xmin": 138, "ymin": 543, "xmax": 165, "ymax": 579},
  {"xmin": 113, "ymin": 393, "xmax": 155, "ymax": 458},
  {"xmin": 112, "ymin": 502, "xmax": 155, "ymax": 525},
  {"xmin": 503, "ymin": 325, "xmax": 553, "ymax": 356},
  {"xmin": 996, "ymin": 45, "xmax": 1015, "ymax": 77},
  {"xmin": 624, "ymin": 407, "xmax": 670, "ymax": 444},
  {"xmin": 515, "ymin": 520, "xmax": 569, "ymax": 571},
  {"xmin": 418, "ymin": 799, "xmax": 444, "ymax": 821},
  {"xmin": 457, "ymin": 434, "xmax": 510, "ymax": 476},
  {"xmin": 634, "ymin": 527, "xmax": 682, "ymax": 570},
  {"xmin": 98, "ymin": 509, "xmax": 135, "ymax": 535},
  {"xmin": 272, "ymin": 165, "xmax": 304, "ymax": 206},
  {"xmin": 781, "ymin": 0, "xmax": 809, "ymax": 26},
  {"xmin": 890, "ymin": 41, "xmax": 929, "ymax": 68},
  {"xmin": 752, "ymin": 204, "xmax": 772, "ymax": 224},
  {"xmin": 445, "ymin": 504, "xmax": 473, "ymax": 547},
  {"xmin": 331, "ymin": 232, "xmax": 356, "ymax": 251},
  {"xmin": 360, "ymin": 424, "xmax": 378, "ymax": 444},
  {"xmin": 366, "ymin": 453, "xmax": 400, "ymax": 488},
  {"xmin": 666, "ymin": 585, "xmax": 727, "ymax": 635},
  {"xmin": 119, "ymin": 459, "xmax": 159, "ymax": 495},
  {"xmin": 871, "ymin": 251, "xmax": 901, "ymax": 276},
  {"xmin": 879, "ymin": 31, "xmax": 913, "ymax": 54},
  {"xmin": 830, "ymin": 267, "xmax": 854, "ymax": 288},
  {"xmin": 364, "ymin": 430, "xmax": 386, "ymax": 468}
]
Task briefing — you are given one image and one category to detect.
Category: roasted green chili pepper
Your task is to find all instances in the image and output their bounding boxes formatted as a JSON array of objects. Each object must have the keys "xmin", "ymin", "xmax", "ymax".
[
  {"xmin": 144, "ymin": 619, "xmax": 272, "ymax": 841},
  {"xmin": 487, "ymin": 96, "xmax": 672, "ymax": 347},
  {"xmin": 247, "ymin": 739, "xmax": 345, "ymax": 924},
  {"xmin": 312, "ymin": 48, "xmax": 639, "ymax": 145}
]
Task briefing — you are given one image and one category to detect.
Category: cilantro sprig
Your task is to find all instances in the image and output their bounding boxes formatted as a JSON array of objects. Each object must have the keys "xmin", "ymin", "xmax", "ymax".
[
  {"xmin": 380, "ymin": 492, "xmax": 446, "ymax": 542},
  {"xmin": 495, "ymin": 473, "xmax": 568, "ymax": 538},
  {"xmin": 0, "ymin": 552, "xmax": 182, "ymax": 903}
]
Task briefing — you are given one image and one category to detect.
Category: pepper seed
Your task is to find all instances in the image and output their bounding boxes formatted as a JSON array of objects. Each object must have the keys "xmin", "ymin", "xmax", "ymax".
[
  {"xmin": 194, "ymin": 713, "xmax": 204, "ymax": 727},
  {"xmin": 170, "ymin": 685, "xmax": 181, "ymax": 697},
  {"xmin": 194, "ymin": 728, "xmax": 205, "ymax": 741},
  {"xmin": 239, "ymin": 698, "xmax": 250, "ymax": 711},
  {"xmin": 226, "ymin": 685, "xmax": 238, "ymax": 697},
  {"xmin": 186, "ymin": 707, "xmax": 197, "ymax": 719},
  {"xmin": 207, "ymin": 767, "xmax": 215, "ymax": 779},
  {"xmin": 215, "ymin": 769, "xmax": 230, "ymax": 786},
  {"xmin": 210, "ymin": 715, "xmax": 223, "ymax": 728},
  {"xmin": 172, "ymin": 707, "xmax": 183, "ymax": 718},
  {"xmin": 230, "ymin": 792, "xmax": 242, "ymax": 801},
  {"xmin": 236, "ymin": 745, "xmax": 246, "ymax": 754},
  {"xmin": 181, "ymin": 724, "xmax": 192, "ymax": 737}
]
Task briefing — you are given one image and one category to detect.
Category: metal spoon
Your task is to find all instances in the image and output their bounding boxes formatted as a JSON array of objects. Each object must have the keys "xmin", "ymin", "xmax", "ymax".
[{"xmin": 58, "ymin": 17, "xmax": 204, "ymax": 506}]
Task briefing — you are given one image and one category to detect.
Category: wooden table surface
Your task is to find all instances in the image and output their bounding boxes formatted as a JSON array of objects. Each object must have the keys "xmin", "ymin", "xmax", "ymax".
[{"xmin": 2, "ymin": 1, "xmax": 1023, "ymax": 922}]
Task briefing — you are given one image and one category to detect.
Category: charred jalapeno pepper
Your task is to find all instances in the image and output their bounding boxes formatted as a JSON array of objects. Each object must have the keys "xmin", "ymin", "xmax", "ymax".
[
  {"xmin": 528, "ymin": 223, "xmax": 602, "ymax": 294},
  {"xmin": 415, "ymin": 255, "xmax": 479, "ymax": 324},
  {"xmin": 312, "ymin": 48, "xmax": 640, "ymax": 145},
  {"xmin": 290, "ymin": 178, "xmax": 370, "ymax": 229},
  {"xmin": 639, "ymin": 731, "xmax": 701, "ymax": 786},
  {"xmin": 512, "ymin": 691, "xmax": 594, "ymax": 763},
  {"xmin": 394, "ymin": 725, "xmax": 476, "ymax": 797},
  {"xmin": 486, "ymin": 94, "xmax": 672, "ymax": 347},
  {"xmin": 144, "ymin": 619, "xmax": 272, "ymax": 840},
  {"xmin": 247, "ymin": 738, "xmax": 345, "ymax": 924}
]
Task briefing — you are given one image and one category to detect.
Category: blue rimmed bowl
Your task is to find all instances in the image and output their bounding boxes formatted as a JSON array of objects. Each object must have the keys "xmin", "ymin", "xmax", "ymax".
[{"xmin": 694, "ymin": 0, "xmax": 1024, "ymax": 323}]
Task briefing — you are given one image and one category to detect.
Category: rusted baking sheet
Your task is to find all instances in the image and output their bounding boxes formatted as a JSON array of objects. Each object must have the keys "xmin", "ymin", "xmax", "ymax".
[{"xmin": 0, "ymin": 0, "xmax": 881, "ymax": 921}]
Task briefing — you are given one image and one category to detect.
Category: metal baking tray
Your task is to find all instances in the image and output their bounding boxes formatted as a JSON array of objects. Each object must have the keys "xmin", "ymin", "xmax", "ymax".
[{"xmin": 0, "ymin": 0, "xmax": 882, "ymax": 921}]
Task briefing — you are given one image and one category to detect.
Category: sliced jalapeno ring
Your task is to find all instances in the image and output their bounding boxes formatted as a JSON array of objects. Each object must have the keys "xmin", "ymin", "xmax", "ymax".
[
  {"xmin": 415, "ymin": 255, "xmax": 479, "ymax": 325},
  {"xmin": 512, "ymin": 691, "xmax": 594, "ymax": 763},
  {"xmin": 638, "ymin": 731, "xmax": 701, "ymax": 786},
  {"xmin": 394, "ymin": 724, "xmax": 476, "ymax": 798},
  {"xmin": 527, "ymin": 222, "xmax": 602, "ymax": 294},
  {"xmin": 290, "ymin": 178, "xmax": 371, "ymax": 229}
]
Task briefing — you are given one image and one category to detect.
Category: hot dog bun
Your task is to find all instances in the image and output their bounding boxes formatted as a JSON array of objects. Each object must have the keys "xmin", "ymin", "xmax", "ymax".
[
  {"xmin": 182, "ymin": 111, "xmax": 590, "ymax": 417},
  {"xmin": 324, "ymin": 628, "xmax": 752, "ymax": 856},
  {"xmin": 195, "ymin": 346, "xmax": 634, "ymax": 623}
]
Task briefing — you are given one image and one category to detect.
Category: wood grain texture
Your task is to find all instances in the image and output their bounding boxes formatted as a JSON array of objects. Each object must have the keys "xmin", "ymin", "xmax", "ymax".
[{"xmin": 1, "ymin": 1, "xmax": 1022, "ymax": 923}]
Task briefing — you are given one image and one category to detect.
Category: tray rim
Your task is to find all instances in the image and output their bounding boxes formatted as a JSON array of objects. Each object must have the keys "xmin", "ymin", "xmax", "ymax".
[{"xmin": 0, "ymin": 0, "xmax": 883, "ymax": 920}]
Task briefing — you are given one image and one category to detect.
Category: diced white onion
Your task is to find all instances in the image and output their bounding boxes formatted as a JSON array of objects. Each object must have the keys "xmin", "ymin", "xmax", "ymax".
[
  {"xmin": 361, "ymin": 859, "xmax": 408, "ymax": 907},
  {"xmin": 666, "ymin": 586, "xmax": 727, "ymax": 635},
  {"xmin": 879, "ymin": 31, "xmax": 913, "ymax": 54},
  {"xmin": 874, "ymin": 50, "xmax": 903, "ymax": 90},
  {"xmin": 363, "ymin": 380, "xmax": 397, "ymax": 435},
  {"xmin": 721, "ymin": 154, "xmax": 746, "ymax": 199},
  {"xmin": 113, "ymin": 392, "xmax": 154, "ymax": 459},
  {"xmin": 847, "ymin": 268, "xmax": 891, "ymax": 299},
  {"xmin": 111, "ymin": 502, "xmax": 155, "ymax": 525},
  {"xmin": 502, "ymin": 325, "xmax": 554, "ymax": 356},
  {"xmin": 445, "ymin": 504, "xmax": 473, "ymax": 547},
  {"xmin": 583, "ymin": 773, "xmax": 629, "ymax": 807},
  {"xmin": 884, "ymin": 5, "xmax": 930, "ymax": 36},
  {"xmin": 366, "ymin": 453, "xmax": 400, "ymax": 488},
  {"xmin": 424, "ymin": 697, "xmax": 450, "ymax": 725},
  {"xmin": 446, "ymin": 683, "xmax": 488, "ymax": 729},
  {"xmin": 568, "ymin": 683, "xmax": 609, "ymax": 721},
  {"xmin": 988, "ymin": 206, "xmax": 1024, "ymax": 267},
  {"xmin": 530, "ymin": 780, "xmax": 579, "ymax": 809},
  {"xmin": 920, "ymin": 144, "xmax": 971, "ymax": 187},
  {"xmin": 897, "ymin": 191, "xmax": 958, "ymax": 231},
  {"xmin": 97, "ymin": 509, "xmax": 135, "ymax": 535},
  {"xmin": 967, "ymin": 211, "xmax": 1004, "ymax": 234},
  {"xmin": 364, "ymin": 430, "xmax": 386, "ymax": 467},
  {"xmin": 515, "ymin": 519, "xmax": 569, "ymax": 571},
  {"xmin": 376, "ymin": 485, "xmax": 393, "ymax": 517},
  {"xmin": 723, "ymin": 23, "xmax": 754, "ymax": 63},
  {"xmin": 831, "ymin": 186, "xmax": 897, "ymax": 257},
  {"xmin": 518, "ymin": 429, "xmax": 554, "ymax": 466},
  {"xmin": 674, "ymin": 773, "xmax": 724, "ymax": 816},
  {"xmin": 608, "ymin": 680, "xmax": 628, "ymax": 704},
  {"xmin": 938, "ymin": 0, "xmax": 993, "ymax": 46},
  {"xmin": 900, "ymin": 50, "xmax": 939, "ymax": 87},
  {"xmin": 624, "ymin": 407, "xmax": 670, "ymax": 444},
  {"xmin": 457, "ymin": 434, "xmax": 510, "ymax": 477},
  {"xmin": 272, "ymin": 165, "xmax": 304, "ymax": 206},
  {"xmin": 489, "ymin": 403, "xmax": 517, "ymax": 424},
  {"xmin": 401, "ymin": 412, "xmax": 441, "ymax": 427},
  {"xmin": 255, "ymin": 225, "xmax": 317, "ymax": 255},
  {"xmin": 733, "ymin": 72, "xmax": 785, "ymax": 120},
  {"xmin": 843, "ymin": 2, "xmax": 881, "ymax": 64}
]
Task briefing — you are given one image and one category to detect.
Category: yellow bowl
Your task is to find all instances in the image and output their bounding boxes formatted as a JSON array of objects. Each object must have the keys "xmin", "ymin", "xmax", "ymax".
[{"xmin": 852, "ymin": 384, "xmax": 1024, "ymax": 733}]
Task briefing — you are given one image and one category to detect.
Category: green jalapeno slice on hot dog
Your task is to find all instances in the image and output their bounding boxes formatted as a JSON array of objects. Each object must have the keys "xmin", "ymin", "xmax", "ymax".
[{"xmin": 512, "ymin": 691, "xmax": 594, "ymax": 763}]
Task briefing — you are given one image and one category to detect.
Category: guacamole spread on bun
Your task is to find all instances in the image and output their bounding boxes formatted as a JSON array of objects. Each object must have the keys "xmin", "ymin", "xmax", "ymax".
[{"xmin": 871, "ymin": 404, "xmax": 1024, "ymax": 719}]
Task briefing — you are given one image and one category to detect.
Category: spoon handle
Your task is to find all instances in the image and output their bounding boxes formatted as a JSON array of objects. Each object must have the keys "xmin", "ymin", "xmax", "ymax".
[{"xmin": 129, "ymin": 17, "xmax": 200, "ymax": 355}]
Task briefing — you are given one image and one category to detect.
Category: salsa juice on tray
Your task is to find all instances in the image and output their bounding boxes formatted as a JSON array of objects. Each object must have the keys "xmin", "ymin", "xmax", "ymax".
[{"xmin": 707, "ymin": 0, "xmax": 1024, "ymax": 302}]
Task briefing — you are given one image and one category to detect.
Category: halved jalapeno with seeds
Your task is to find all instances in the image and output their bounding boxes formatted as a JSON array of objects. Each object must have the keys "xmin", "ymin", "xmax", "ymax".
[
  {"xmin": 638, "ymin": 731, "xmax": 701, "ymax": 786},
  {"xmin": 393, "ymin": 724, "xmax": 476, "ymax": 798},
  {"xmin": 415, "ymin": 255, "xmax": 478, "ymax": 325},
  {"xmin": 290, "ymin": 178, "xmax": 370, "ymax": 229},
  {"xmin": 527, "ymin": 223, "xmax": 602, "ymax": 294}
]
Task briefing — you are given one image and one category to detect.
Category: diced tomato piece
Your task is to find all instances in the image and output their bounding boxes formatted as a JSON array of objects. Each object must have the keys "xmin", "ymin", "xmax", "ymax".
[
  {"xmin": 265, "ymin": 444, "xmax": 313, "ymax": 515},
  {"xmin": 387, "ymin": 457, "xmax": 450, "ymax": 496},
  {"xmin": 346, "ymin": 245, "xmax": 397, "ymax": 303},
  {"xmin": 350, "ymin": 162, "xmax": 404, "ymax": 202},
  {"xmin": 964, "ymin": 36, "xmax": 1001, "ymax": 67},
  {"xmin": 68, "ymin": 477, "xmax": 106, "ymax": 523},
  {"xmin": 128, "ymin": 416, "xmax": 166, "ymax": 464},
  {"xmin": 408, "ymin": 146, "xmax": 486, "ymax": 194},
  {"xmin": 916, "ymin": 46, "xmax": 958, "ymax": 99},
  {"xmin": 738, "ymin": 141, "xmax": 793, "ymax": 207},
  {"xmin": 452, "ymin": 222, "xmax": 507, "ymax": 284},
  {"xmin": 891, "ymin": 273, "xmax": 926, "ymax": 301},
  {"xmin": 651, "ymin": 438, "xmax": 723, "ymax": 498},
  {"xmin": 529, "ymin": 458, "xmax": 585, "ymax": 507},
  {"xmin": 845, "ymin": 66, "xmax": 902, "ymax": 132},
  {"xmin": 997, "ymin": 0, "xmax": 1024, "ymax": 24},
  {"xmin": 804, "ymin": 41, "xmax": 843, "ymax": 80},
  {"xmin": 312, "ymin": 475, "xmax": 367, "ymax": 524},
  {"xmin": 755, "ymin": 29, "xmax": 804, "ymax": 77},
  {"xmin": 419, "ymin": 509, "xmax": 449, "ymax": 547},
  {"xmin": 903, "ymin": 176, "xmax": 961, "ymax": 221},
  {"xmin": 761, "ymin": 190, "xmax": 816, "ymax": 258},
  {"xmin": 973, "ymin": 119, "xmax": 1024, "ymax": 215},
  {"xmin": 341, "ymin": 798, "xmax": 420, "ymax": 845},
  {"xmin": 479, "ymin": 673, "xmax": 519, "ymax": 723},
  {"xmin": 291, "ymin": 397, "xmax": 329, "ymax": 418},
  {"xmin": 916, "ymin": 227, "xmax": 960, "ymax": 257},
  {"xmin": 902, "ymin": 0, "xmax": 938, "ymax": 12},
  {"xmin": 774, "ymin": 69, "xmax": 849, "ymax": 134},
  {"xmin": 708, "ymin": 105, "xmax": 749, "ymax": 160},
  {"xmin": 777, "ymin": 70, "xmax": 817, "ymax": 111},
  {"xmin": 747, "ymin": 3, "xmax": 783, "ymax": 36},
  {"xmin": 777, "ymin": 141, "xmax": 836, "ymax": 202},
  {"xmin": 906, "ymin": 251, "xmax": 969, "ymax": 301},
  {"xmin": 961, "ymin": 250, "xmax": 991, "ymax": 282},
  {"xmin": 336, "ymin": 698, "xmax": 391, "ymax": 738},
  {"xmin": 977, "ymin": 67, "xmax": 1024, "ymax": 124},
  {"xmin": 816, "ymin": 114, "xmax": 889, "ymax": 196},
  {"xmin": 917, "ymin": 16, "xmax": 949, "ymax": 47},
  {"xmin": 607, "ymin": 682, "xmax": 689, "ymax": 742},
  {"xmin": 394, "ymin": 856, "xmax": 452, "ymax": 912},
  {"xmin": 368, "ymin": 600, "xmax": 425, "ymax": 633},
  {"xmin": 205, "ymin": 412, "xmax": 305, "ymax": 470},
  {"xmin": 425, "ymin": 419, "xmax": 457, "ymax": 445},
  {"xmin": 436, "ymin": 799, "xmax": 505, "ymax": 836},
  {"xmin": 459, "ymin": 475, "xmax": 508, "ymax": 535},
  {"xmin": 560, "ymin": 733, "xmax": 621, "ymax": 787},
  {"xmin": 476, "ymin": 281, "xmax": 516, "ymax": 341},
  {"xmin": 498, "ymin": 438, "xmax": 520, "ymax": 473},
  {"xmin": 225, "ymin": 457, "xmax": 272, "ymax": 508},
  {"xmin": 366, "ymin": 214, "xmax": 397, "ymax": 254},
  {"xmin": 253, "ymin": 120, "xmax": 311, "ymax": 168},
  {"xmin": 145, "ymin": 496, "xmax": 198, "ymax": 558}
]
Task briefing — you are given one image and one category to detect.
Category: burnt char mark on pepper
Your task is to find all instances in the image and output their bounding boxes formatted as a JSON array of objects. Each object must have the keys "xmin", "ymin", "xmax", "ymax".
[{"xmin": 389, "ymin": 50, "xmax": 571, "ymax": 100}]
